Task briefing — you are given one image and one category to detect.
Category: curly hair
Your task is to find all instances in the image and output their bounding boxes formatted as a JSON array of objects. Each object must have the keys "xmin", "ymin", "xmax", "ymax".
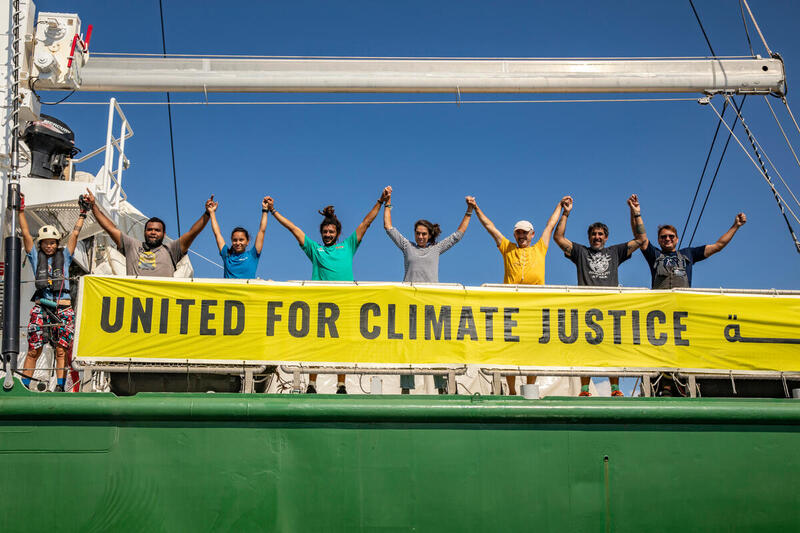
[
  {"xmin": 414, "ymin": 219, "xmax": 442, "ymax": 244},
  {"xmin": 587, "ymin": 222, "xmax": 609, "ymax": 238},
  {"xmin": 319, "ymin": 205, "xmax": 342, "ymax": 241}
]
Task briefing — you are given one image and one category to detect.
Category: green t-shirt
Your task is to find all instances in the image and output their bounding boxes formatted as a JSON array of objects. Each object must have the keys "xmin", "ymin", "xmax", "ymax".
[{"xmin": 301, "ymin": 232, "xmax": 360, "ymax": 281}]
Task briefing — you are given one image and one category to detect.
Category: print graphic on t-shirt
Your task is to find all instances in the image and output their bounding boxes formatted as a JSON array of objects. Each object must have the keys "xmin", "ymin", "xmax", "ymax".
[
  {"xmin": 588, "ymin": 251, "xmax": 611, "ymax": 280},
  {"xmin": 656, "ymin": 254, "xmax": 687, "ymax": 278},
  {"xmin": 137, "ymin": 248, "xmax": 158, "ymax": 271}
]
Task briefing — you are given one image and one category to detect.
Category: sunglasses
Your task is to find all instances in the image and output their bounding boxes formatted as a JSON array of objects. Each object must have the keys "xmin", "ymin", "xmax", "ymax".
[{"xmin": 659, "ymin": 234, "xmax": 677, "ymax": 240}]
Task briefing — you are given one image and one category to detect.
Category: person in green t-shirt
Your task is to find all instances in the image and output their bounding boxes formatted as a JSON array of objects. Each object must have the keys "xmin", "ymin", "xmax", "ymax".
[{"xmin": 268, "ymin": 187, "xmax": 390, "ymax": 393}]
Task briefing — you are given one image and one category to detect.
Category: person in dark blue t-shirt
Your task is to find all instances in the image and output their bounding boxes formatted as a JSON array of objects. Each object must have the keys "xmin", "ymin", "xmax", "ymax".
[
  {"xmin": 208, "ymin": 195, "xmax": 268, "ymax": 279},
  {"xmin": 634, "ymin": 196, "xmax": 747, "ymax": 289}
]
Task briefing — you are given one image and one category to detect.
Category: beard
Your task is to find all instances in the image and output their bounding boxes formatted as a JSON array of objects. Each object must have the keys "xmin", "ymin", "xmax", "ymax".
[{"xmin": 144, "ymin": 237, "xmax": 164, "ymax": 250}]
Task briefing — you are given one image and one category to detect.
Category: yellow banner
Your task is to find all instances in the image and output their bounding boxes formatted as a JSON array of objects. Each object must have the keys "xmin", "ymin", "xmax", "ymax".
[{"xmin": 74, "ymin": 275, "xmax": 800, "ymax": 371}]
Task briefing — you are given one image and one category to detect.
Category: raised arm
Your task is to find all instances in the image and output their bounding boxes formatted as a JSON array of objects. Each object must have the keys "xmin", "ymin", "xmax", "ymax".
[
  {"xmin": 18, "ymin": 194, "xmax": 34, "ymax": 253},
  {"xmin": 66, "ymin": 195, "xmax": 89, "ymax": 255},
  {"xmin": 456, "ymin": 196, "xmax": 475, "ymax": 233},
  {"xmin": 553, "ymin": 196, "xmax": 574, "ymax": 255},
  {"xmin": 177, "ymin": 197, "xmax": 213, "ymax": 254},
  {"xmin": 356, "ymin": 186, "xmax": 391, "ymax": 243},
  {"xmin": 267, "ymin": 197, "xmax": 305, "ymax": 245},
  {"xmin": 628, "ymin": 194, "xmax": 649, "ymax": 251},
  {"xmin": 625, "ymin": 194, "xmax": 645, "ymax": 257},
  {"xmin": 85, "ymin": 189, "xmax": 122, "ymax": 248},
  {"xmin": 254, "ymin": 196, "xmax": 269, "ymax": 254},
  {"xmin": 383, "ymin": 186, "xmax": 393, "ymax": 230},
  {"xmin": 470, "ymin": 198, "xmax": 504, "ymax": 246},
  {"xmin": 207, "ymin": 195, "xmax": 226, "ymax": 252},
  {"xmin": 704, "ymin": 213, "xmax": 746, "ymax": 258},
  {"xmin": 538, "ymin": 197, "xmax": 566, "ymax": 243}
]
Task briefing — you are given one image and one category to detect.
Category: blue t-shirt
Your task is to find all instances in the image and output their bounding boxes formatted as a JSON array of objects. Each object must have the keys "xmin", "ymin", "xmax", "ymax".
[
  {"xmin": 301, "ymin": 232, "xmax": 360, "ymax": 281},
  {"xmin": 220, "ymin": 245, "xmax": 260, "ymax": 279},
  {"xmin": 27, "ymin": 247, "xmax": 73, "ymax": 301},
  {"xmin": 641, "ymin": 244, "xmax": 706, "ymax": 289}
]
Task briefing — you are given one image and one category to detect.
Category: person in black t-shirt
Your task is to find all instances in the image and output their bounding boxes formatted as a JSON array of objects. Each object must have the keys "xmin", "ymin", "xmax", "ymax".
[{"xmin": 553, "ymin": 194, "xmax": 645, "ymax": 397}]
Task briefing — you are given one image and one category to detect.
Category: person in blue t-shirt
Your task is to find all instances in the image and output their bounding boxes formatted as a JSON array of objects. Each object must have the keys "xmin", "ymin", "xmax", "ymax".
[
  {"xmin": 208, "ymin": 195, "xmax": 268, "ymax": 279},
  {"xmin": 268, "ymin": 187, "xmax": 391, "ymax": 394},
  {"xmin": 635, "ymin": 195, "xmax": 747, "ymax": 289},
  {"xmin": 18, "ymin": 193, "xmax": 87, "ymax": 391}
]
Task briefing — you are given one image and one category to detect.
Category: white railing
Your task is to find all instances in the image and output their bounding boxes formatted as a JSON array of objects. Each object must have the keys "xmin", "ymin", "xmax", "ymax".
[{"xmin": 72, "ymin": 97, "xmax": 133, "ymax": 220}]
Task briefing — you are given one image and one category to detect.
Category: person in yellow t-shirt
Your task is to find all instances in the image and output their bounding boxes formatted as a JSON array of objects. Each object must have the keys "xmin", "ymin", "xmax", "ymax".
[{"xmin": 469, "ymin": 196, "xmax": 566, "ymax": 395}]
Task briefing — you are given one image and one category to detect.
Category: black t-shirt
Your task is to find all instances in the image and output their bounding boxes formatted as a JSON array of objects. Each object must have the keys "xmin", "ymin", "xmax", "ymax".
[{"xmin": 568, "ymin": 242, "xmax": 630, "ymax": 286}]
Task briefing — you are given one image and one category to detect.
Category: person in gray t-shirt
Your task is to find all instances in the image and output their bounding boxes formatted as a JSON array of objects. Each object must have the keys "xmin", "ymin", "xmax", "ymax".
[
  {"xmin": 553, "ymin": 194, "xmax": 645, "ymax": 397},
  {"xmin": 85, "ymin": 189, "xmax": 213, "ymax": 277},
  {"xmin": 382, "ymin": 186, "xmax": 474, "ymax": 394}
]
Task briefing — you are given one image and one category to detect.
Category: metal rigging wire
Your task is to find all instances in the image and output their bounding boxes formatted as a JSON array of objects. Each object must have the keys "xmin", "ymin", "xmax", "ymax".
[
  {"xmin": 158, "ymin": 0, "xmax": 182, "ymax": 236},
  {"xmin": 708, "ymin": 97, "xmax": 800, "ymax": 253},
  {"xmin": 687, "ymin": 96, "xmax": 746, "ymax": 246},
  {"xmin": 739, "ymin": 0, "xmax": 755, "ymax": 57},
  {"xmin": 681, "ymin": 98, "xmax": 728, "ymax": 241}
]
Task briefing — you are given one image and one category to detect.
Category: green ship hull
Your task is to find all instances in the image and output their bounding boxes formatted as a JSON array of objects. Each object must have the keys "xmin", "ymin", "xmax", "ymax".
[{"xmin": 2, "ymin": 385, "xmax": 799, "ymax": 532}]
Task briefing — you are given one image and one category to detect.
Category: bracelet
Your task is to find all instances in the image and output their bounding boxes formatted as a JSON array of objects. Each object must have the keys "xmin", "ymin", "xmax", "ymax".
[
  {"xmin": 269, "ymin": 208, "xmax": 276, "ymax": 214},
  {"xmin": 465, "ymin": 211, "xmax": 472, "ymax": 216},
  {"xmin": 385, "ymin": 204, "xmax": 392, "ymax": 208},
  {"xmin": 634, "ymin": 214, "xmax": 642, "ymax": 218},
  {"xmin": 79, "ymin": 213, "xmax": 87, "ymax": 219},
  {"xmin": 262, "ymin": 208, "xmax": 269, "ymax": 213}
]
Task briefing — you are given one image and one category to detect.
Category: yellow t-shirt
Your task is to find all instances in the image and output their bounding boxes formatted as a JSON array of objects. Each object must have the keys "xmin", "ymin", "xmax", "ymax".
[{"xmin": 498, "ymin": 237, "xmax": 548, "ymax": 285}]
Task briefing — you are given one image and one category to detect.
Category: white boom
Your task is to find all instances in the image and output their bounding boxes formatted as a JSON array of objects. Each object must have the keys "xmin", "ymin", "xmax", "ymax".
[{"xmin": 71, "ymin": 56, "xmax": 785, "ymax": 95}]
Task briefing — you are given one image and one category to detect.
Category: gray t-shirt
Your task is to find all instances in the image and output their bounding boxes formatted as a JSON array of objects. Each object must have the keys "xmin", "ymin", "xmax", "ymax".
[
  {"xmin": 386, "ymin": 227, "xmax": 463, "ymax": 283},
  {"xmin": 120, "ymin": 233, "xmax": 184, "ymax": 277},
  {"xmin": 568, "ymin": 242, "xmax": 629, "ymax": 286}
]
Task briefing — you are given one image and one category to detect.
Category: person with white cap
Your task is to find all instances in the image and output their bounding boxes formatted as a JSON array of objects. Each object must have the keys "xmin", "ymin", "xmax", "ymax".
[
  {"xmin": 17, "ymin": 193, "xmax": 87, "ymax": 391},
  {"xmin": 469, "ymin": 196, "xmax": 567, "ymax": 394}
]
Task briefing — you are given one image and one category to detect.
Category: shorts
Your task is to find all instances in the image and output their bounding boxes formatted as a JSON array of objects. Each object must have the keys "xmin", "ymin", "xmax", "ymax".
[{"xmin": 27, "ymin": 304, "xmax": 75, "ymax": 351}]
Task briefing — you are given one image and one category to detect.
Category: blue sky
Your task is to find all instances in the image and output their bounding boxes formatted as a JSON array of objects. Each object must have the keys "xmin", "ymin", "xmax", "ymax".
[{"xmin": 36, "ymin": 0, "xmax": 800, "ymax": 289}]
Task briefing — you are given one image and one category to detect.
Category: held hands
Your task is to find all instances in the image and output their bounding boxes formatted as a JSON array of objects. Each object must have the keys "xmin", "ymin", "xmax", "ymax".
[
  {"xmin": 380, "ymin": 186, "xmax": 392, "ymax": 204},
  {"xmin": 265, "ymin": 196, "xmax": 275, "ymax": 212},
  {"xmin": 561, "ymin": 196, "xmax": 573, "ymax": 214},
  {"xmin": 262, "ymin": 196, "xmax": 270, "ymax": 210},
  {"xmin": 83, "ymin": 188, "xmax": 96, "ymax": 209},
  {"xmin": 465, "ymin": 196, "xmax": 475, "ymax": 211},
  {"xmin": 627, "ymin": 194, "xmax": 640, "ymax": 215},
  {"xmin": 205, "ymin": 195, "xmax": 218, "ymax": 214},
  {"xmin": 734, "ymin": 212, "xmax": 747, "ymax": 227}
]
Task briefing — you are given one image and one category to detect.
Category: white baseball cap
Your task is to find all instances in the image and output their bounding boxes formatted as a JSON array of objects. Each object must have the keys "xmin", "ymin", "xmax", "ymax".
[{"xmin": 513, "ymin": 220, "xmax": 534, "ymax": 233}]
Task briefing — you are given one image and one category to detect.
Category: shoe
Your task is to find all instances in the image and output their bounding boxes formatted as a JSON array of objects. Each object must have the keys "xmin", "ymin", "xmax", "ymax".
[
  {"xmin": 437, "ymin": 388, "xmax": 447, "ymax": 395},
  {"xmin": 578, "ymin": 390, "xmax": 592, "ymax": 397},
  {"xmin": 336, "ymin": 385, "xmax": 347, "ymax": 394},
  {"xmin": 401, "ymin": 388, "xmax": 410, "ymax": 395},
  {"xmin": 611, "ymin": 389, "xmax": 624, "ymax": 397},
  {"xmin": 54, "ymin": 385, "xmax": 64, "ymax": 392},
  {"xmin": 305, "ymin": 384, "xmax": 317, "ymax": 394}
]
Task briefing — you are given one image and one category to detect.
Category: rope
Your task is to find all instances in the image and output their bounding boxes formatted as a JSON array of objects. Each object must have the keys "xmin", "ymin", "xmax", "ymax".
[
  {"xmin": 682, "ymin": 98, "xmax": 729, "ymax": 241},
  {"xmin": 187, "ymin": 249, "xmax": 223, "ymax": 269},
  {"xmin": 55, "ymin": 97, "xmax": 699, "ymax": 106},
  {"xmin": 764, "ymin": 96, "xmax": 800, "ymax": 170},
  {"xmin": 158, "ymin": 0, "xmax": 182, "ymax": 237},
  {"xmin": 740, "ymin": 0, "xmax": 773, "ymax": 56},
  {"xmin": 782, "ymin": 97, "xmax": 800, "ymax": 137},
  {"xmin": 688, "ymin": 97, "xmax": 746, "ymax": 246},
  {"xmin": 709, "ymin": 98, "xmax": 800, "ymax": 253}
]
